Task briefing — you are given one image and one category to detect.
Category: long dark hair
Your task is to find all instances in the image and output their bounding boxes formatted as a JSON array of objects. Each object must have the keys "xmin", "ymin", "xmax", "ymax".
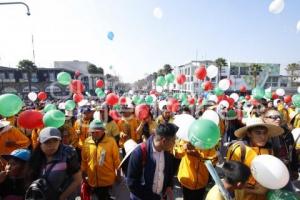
[{"xmin": 26, "ymin": 143, "xmax": 46, "ymax": 182}]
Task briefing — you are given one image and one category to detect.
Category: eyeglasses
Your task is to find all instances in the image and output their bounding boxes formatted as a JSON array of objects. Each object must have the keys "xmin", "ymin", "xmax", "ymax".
[{"xmin": 265, "ymin": 115, "xmax": 281, "ymax": 120}]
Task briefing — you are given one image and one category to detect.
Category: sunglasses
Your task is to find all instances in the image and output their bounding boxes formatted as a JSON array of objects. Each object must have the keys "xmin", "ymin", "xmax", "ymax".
[{"xmin": 265, "ymin": 115, "xmax": 281, "ymax": 120}]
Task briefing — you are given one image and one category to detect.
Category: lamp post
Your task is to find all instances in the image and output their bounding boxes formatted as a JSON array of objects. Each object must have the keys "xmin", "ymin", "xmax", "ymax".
[{"xmin": 0, "ymin": 2, "xmax": 31, "ymax": 15}]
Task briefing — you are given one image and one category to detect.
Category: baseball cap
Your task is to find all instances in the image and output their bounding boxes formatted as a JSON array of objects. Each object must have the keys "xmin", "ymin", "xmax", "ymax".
[
  {"xmin": 1, "ymin": 149, "xmax": 31, "ymax": 162},
  {"xmin": 39, "ymin": 127, "xmax": 62, "ymax": 143},
  {"xmin": 89, "ymin": 119, "xmax": 105, "ymax": 130}
]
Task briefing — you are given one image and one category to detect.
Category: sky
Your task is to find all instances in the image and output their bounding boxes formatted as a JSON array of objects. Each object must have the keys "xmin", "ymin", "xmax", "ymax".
[{"xmin": 0, "ymin": 0, "xmax": 299, "ymax": 83}]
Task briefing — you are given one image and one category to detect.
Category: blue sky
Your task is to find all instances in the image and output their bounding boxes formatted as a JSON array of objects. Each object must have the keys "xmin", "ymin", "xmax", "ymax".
[{"xmin": 0, "ymin": 0, "xmax": 299, "ymax": 83}]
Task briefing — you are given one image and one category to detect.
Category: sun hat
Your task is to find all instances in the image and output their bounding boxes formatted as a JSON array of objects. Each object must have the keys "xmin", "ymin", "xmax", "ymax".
[
  {"xmin": 234, "ymin": 118, "xmax": 284, "ymax": 138},
  {"xmin": 1, "ymin": 149, "xmax": 31, "ymax": 162},
  {"xmin": 118, "ymin": 139, "xmax": 139, "ymax": 169},
  {"xmin": 39, "ymin": 127, "xmax": 62, "ymax": 143}
]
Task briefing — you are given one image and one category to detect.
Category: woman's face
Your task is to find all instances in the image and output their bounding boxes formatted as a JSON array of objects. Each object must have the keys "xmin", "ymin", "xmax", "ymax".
[
  {"xmin": 247, "ymin": 126, "xmax": 268, "ymax": 147},
  {"xmin": 263, "ymin": 110, "xmax": 281, "ymax": 126},
  {"xmin": 41, "ymin": 138, "xmax": 60, "ymax": 157}
]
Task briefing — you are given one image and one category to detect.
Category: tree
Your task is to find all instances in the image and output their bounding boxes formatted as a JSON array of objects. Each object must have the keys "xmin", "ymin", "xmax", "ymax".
[
  {"xmin": 157, "ymin": 69, "xmax": 165, "ymax": 76},
  {"xmin": 87, "ymin": 64, "xmax": 103, "ymax": 74},
  {"xmin": 17, "ymin": 59, "xmax": 37, "ymax": 92},
  {"xmin": 249, "ymin": 64, "xmax": 263, "ymax": 88},
  {"xmin": 286, "ymin": 63, "xmax": 300, "ymax": 86},
  {"xmin": 163, "ymin": 64, "xmax": 173, "ymax": 74},
  {"xmin": 215, "ymin": 58, "xmax": 228, "ymax": 82}
]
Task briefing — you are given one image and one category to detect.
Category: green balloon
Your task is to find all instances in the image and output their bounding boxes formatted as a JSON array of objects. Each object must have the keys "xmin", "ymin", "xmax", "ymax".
[
  {"xmin": 292, "ymin": 94, "xmax": 300, "ymax": 108},
  {"xmin": 180, "ymin": 93, "xmax": 187, "ymax": 101},
  {"xmin": 43, "ymin": 109, "xmax": 66, "ymax": 128},
  {"xmin": 65, "ymin": 100, "xmax": 76, "ymax": 111},
  {"xmin": 136, "ymin": 98, "xmax": 146, "ymax": 105},
  {"xmin": 57, "ymin": 72, "xmax": 71, "ymax": 86},
  {"xmin": 43, "ymin": 104, "xmax": 57, "ymax": 113},
  {"xmin": 267, "ymin": 190, "xmax": 300, "ymax": 200},
  {"xmin": 96, "ymin": 89, "xmax": 105, "ymax": 98},
  {"xmin": 0, "ymin": 94, "xmax": 23, "ymax": 117},
  {"xmin": 264, "ymin": 91, "xmax": 272, "ymax": 99},
  {"xmin": 132, "ymin": 95, "xmax": 140, "ymax": 104},
  {"xmin": 214, "ymin": 87, "xmax": 224, "ymax": 96},
  {"xmin": 145, "ymin": 95, "xmax": 153, "ymax": 105},
  {"xmin": 113, "ymin": 104, "xmax": 121, "ymax": 111},
  {"xmin": 238, "ymin": 96, "xmax": 245, "ymax": 101},
  {"xmin": 165, "ymin": 73, "xmax": 175, "ymax": 84},
  {"xmin": 252, "ymin": 87, "xmax": 265, "ymax": 100},
  {"xmin": 188, "ymin": 119, "xmax": 220, "ymax": 150},
  {"xmin": 156, "ymin": 76, "xmax": 166, "ymax": 86},
  {"xmin": 173, "ymin": 93, "xmax": 179, "ymax": 99},
  {"xmin": 181, "ymin": 99, "xmax": 189, "ymax": 106}
]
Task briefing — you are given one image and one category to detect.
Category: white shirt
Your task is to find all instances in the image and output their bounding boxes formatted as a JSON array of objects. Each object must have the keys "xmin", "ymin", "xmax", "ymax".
[{"xmin": 152, "ymin": 144, "xmax": 165, "ymax": 195}]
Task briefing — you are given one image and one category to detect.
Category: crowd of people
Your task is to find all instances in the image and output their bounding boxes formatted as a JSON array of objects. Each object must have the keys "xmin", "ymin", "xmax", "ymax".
[{"xmin": 0, "ymin": 89, "xmax": 300, "ymax": 200}]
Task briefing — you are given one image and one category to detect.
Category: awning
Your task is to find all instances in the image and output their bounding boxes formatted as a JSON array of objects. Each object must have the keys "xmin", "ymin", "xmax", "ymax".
[{"xmin": 22, "ymin": 86, "xmax": 39, "ymax": 93}]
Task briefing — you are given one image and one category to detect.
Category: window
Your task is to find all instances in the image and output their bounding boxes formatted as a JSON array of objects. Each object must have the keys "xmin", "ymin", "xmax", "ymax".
[
  {"xmin": 230, "ymin": 66, "xmax": 239, "ymax": 75},
  {"xmin": 240, "ymin": 67, "xmax": 249, "ymax": 75},
  {"xmin": 22, "ymin": 73, "xmax": 28, "ymax": 79},
  {"xmin": 49, "ymin": 73, "xmax": 55, "ymax": 81},
  {"xmin": 8, "ymin": 73, "xmax": 14, "ymax": 80},
  {"xmin": 191, "ymin": 76, "xmax": 193, "ymax": 82},
  {"xmin": 0, "ymin": 73, "xmax": 5, "ymax": 79},
  {"xmin": 188, "ymin": 68, "xmax": 190, "ymax": 75},
  {"xmin": 31, "ymin": 73, "xmax": 37, "ymax": 82}
]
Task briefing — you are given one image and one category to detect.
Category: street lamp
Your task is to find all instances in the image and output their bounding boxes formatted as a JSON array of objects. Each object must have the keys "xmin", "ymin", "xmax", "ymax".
[{"xmin": 0, "ymin": 2, "xmax": 31, "ymax": 16}]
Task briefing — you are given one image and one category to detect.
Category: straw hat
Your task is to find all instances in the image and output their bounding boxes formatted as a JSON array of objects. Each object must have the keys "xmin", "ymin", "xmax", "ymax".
[
  {"xmin": 118, "ymin": 139, "xmax": 139, "ymax": 169},
  {"xmin": 234, "ymin": 118, "xmax": 284, "ymax": 138}
]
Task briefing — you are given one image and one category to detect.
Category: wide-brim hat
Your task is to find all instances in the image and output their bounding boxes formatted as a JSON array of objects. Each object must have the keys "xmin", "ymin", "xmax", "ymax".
[
  {"xmin": 0, "ymin": 120, "xmax": 10, "ymax": 129},
  {"xmin": 118, "ymin": 139, "xmax": 139, "ymax": 169},
  {"xmin": 234, "ymin": 118, "xmax": 284, "ymax": 138}
]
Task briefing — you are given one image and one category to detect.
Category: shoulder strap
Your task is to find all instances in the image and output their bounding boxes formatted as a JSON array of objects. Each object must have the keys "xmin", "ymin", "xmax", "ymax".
[
  {"xmin": 43, "ymin": 162, "xmax": 57, "ymax": 179},
  {"xmin": 229, "ymin": 141, "xmax": 246, "ymax": 163},
  {"xmin": 140, "ymin": 142, "xmax": 147, "ymax": 166}
]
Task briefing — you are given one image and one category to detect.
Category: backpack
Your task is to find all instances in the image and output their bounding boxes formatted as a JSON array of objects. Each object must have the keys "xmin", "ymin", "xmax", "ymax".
[
  {"xmin": 227, "ymin": 141, "xmax": 247, "ymax": 163},
  {"xmin": 25, "ymin": 162, "xmax": 57, "ymax": 200}
]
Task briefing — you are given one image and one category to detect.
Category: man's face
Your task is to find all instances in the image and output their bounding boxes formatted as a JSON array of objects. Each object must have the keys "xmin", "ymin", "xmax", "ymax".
[
  {"xmin": 162, "ymin": 110, "xmax": 171, "ymax": 120},
  {"xmin": 161, "ymin": 136, "xmax": 176, "ymax": 151},
  {"xmin": 91, "ymin": 128, "xmax": 105, "ymax": 140}
]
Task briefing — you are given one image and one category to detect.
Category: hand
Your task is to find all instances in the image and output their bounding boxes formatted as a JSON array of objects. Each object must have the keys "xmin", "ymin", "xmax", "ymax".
[
  {"xmin": 5, "ymin": 140, "xmax": 16, "ymax": 147},
  {"xmin": 163, "ymin": 187, "xmax": 174, "ymax": 200},
  {"xmin": 120, "ymin": 132, "xmax": 128, "ymax": 139},
  {"xmin": 183, "ymin": 142, "xmax": 194, "ymax": 151}
]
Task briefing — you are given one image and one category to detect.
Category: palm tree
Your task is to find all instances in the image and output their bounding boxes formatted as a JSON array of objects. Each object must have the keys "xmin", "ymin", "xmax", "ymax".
[
  {"xmin": 87, "ymin": 64, "xmax": 98, "ymax": 74},
  {"xmin": 215, "ymin": 58, "xmax": 228, "ymax": 82},
  {"xmin": 17, "ymin": 59, "xmax": 37, "ymax": 92},
  {"xmin": 163, "ymin": 64, "xmax": 173, "ymax": 74},
  {"xmin": 286, "ymin": 63, "xmax": 300, "ymax": 86},
  {"xmin": 249, "ymin": 64, "xmax": 263, "ymax": 88}
]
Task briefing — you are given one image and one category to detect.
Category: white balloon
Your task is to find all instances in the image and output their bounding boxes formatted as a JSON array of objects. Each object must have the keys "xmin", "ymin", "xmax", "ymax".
[
  {"xmin": 153, "ymin": 7, "xmax": 163, "ymax": 19},
  {"xmin": 265, "ymin": 87, "xmax": 272, "ymax": 93},
  {"xmin": 269, "ymin": 0, "xmax": 285, "ymax": 14},
  {"xmin": 219, "ymin": 100, "xmax": 229, "ymax": 109},
  {"xmin": 201, "ymin": 110, "xmax": 220, "ymax": 125},
  {"xmin": 206, "ymin": 65, "xmax": 218, "ymax": 79},
  {"xmin": 297, "ymin": 20, "xmax": 300, "ymax": 32},
  {"xmin": 129, "ymin": 90, "xmax": 134, "ymax": 95},
  {"xmin": 158, "ymin": 100, "xmax": 167, "ymax": 111},
  {"xmin": 218, "ymin": 79, "xmax": 230, "ymax": 91},
  {"xmin": 126, "ymin": 97, "xmax": 132, "ymax": 105},
  {"xmin": 230, "ymin": 93, "xmax": 239, "ymax": 102},
  {"xmin": 297, "ymin": 86, "xmax": 300, "ymax": 94},
  {"xmin": 93, "ymin": 111, "xmax": 100, "ymax": 120},
  {"xmin": 156, "ymin": 86, "xmax": 163, "ymax": 93},
  {"xmin": 58, "ymin": 102, "xmax": 66, "ymax": 110},
  {"xmin": 251, "ymin": 155, "xmax": 289, "ymax": 190},
  {"xmin": 28, "ymin": 92, "xmax": 37, "ymax": 102},
  {"xmin": 78, "ymin": 99, "xmax": 88, "ymax": 107},
  {"xmin": 173, "ymin": 114, "xmax": 195, "ymax": 141},
  {"xmin": 273, "ymin": 99, "xmax": 281, "ymax": 107},
  {"xmin": 208, "ymin": 94, "xmax": 218, "ymax": 103},
  {"xmin": 276, "ymin": 88, "xmax": 285, "ymax": 96}
]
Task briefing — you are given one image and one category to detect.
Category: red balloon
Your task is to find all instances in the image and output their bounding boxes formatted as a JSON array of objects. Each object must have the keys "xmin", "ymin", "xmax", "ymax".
[
  {"xmin": 272, "ymin": 92, "xmax": 279, "ymax": 100},
  {"xmin": 188, "ymin": 97, "xmax": 195, "ymax": 105},
  {"xmin": 176, "ymin": 74, "xmax": 186, "ymax": 85},
  {"xmin": 119, "ymin": 97, "xmax": 127, "ymax": 105},
  {"xmin": 284, "ymin": 95, "xmax": 292, "ymax": 104},
  {"xmin": 135, "ymin": 104, "xmax": 150, "ymax": 120},
  {"xmin": 167, "ymin": 98, "xmax": 180, "ymax": 112},
  {"xmin": 227, "ymin": 98, "xmax": 235, "ymax": 108},
  {"xmin": 195, "ymin": 67, "xmax": 207, "ymax": 80},
  {"xmin": 18, "ymin": 110, "xmax": 44, "ymax": 129},
  {"xmin": 149, "ymin": 90, "xmax": 158, "ymax": 96},
  {"xmin": 240, "ymin": 85, "xmax": 246, "ymax": 93},
  {"xmin": 73, "ymin": 93, "xmax": 84, "ymax": 103},
  {"xmin": 197, "ymin": 98, "xmax": 203, "ymax": 105},
  {"xmin": 96, "ymin": 79, "xmax": 104, "ymax": 88},
  {"xmin": 250, "ymin": 98, "xmax": 259, "ymax": 106},
  {"xmin": 70, "ymin": 80, "xmax": 85, "ymax": 94},
  {"xmin": 245, "ymin": 95, "xmax": 251, "ymax": 100},
  {"xmin": 37, "ymin": 92, "xmax": 47, "ymax": 101},
  {"xmin": 109, "ymin": 110, "xmax": 121, "ymax": 121},
  {"xmin": 202, "ymin": 81, "xmax": 214, "ymax": 91},
  {"xmin": 106, "ymin": 93, "xmax": 119, "ymax": 106},
  {"xmin": 217, "ymin": 95, "xmax": 228, "ymax": 103},
  {"xmin": 75, "ymin": 70, "xmax": 81, "ymax": 77}
]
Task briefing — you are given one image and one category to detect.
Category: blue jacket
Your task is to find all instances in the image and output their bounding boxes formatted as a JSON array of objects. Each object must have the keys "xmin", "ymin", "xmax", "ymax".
[{"xmin": 126, "ymin": 135, "xmax": 174, "ymax": 200}]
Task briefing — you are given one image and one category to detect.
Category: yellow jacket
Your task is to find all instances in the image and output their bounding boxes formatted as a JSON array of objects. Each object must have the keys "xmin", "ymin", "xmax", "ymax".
[
  {"xmin": 0, "ymin": 126, "xmax": 30, "ymax": 155},
  {"xmin": 226, "ymin": 142, "xmax": 272, "ymax": 200},
  {"xmin": 61, "ymin": 120, "xmax": 78, "ymax": 147},
  {"xmin": 81, "ymin": 136, "xmax": 120, "ymax": 187},
  {"xmin": 118, "ymin": 116, "xmax": 140, "ymax": 145},
  {"xmin": 293, "ymin": 114, "xmax": 300, "ymax": 128},
  {"xmin": 73, "ymin": 119, "xmax": 91, "ymax": 149},
  {"xmin": 174, "ymin": 140, "xmax": 217, "ymax": 190},
  {"xmin": 105, "ymin": 121, "xmax": 120, "ymax": 138},
  {"xmin": 278, "ymin": 104, "xmax": 289, "ymax": 124},
  {"xmin": 155, "ymin": 115, "xmax": 174, "ymax": 125}
]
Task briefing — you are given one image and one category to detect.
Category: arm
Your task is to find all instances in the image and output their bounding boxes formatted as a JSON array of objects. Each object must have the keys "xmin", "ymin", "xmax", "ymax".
[{"xmin": 59, "ymin": 170, "xmax": 82, "ymax": 200}]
